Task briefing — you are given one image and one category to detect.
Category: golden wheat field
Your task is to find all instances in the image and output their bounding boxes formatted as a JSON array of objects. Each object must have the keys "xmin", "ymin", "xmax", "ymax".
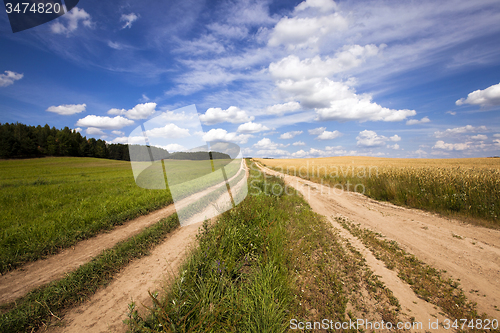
[{"xmin": 254, "ymin": 157, "xmax": 500, "ymax": 225}]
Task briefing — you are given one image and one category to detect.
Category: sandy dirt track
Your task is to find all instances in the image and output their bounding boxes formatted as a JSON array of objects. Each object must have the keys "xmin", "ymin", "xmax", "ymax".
[
  {"xmin": 48, "ymin": 221, "xmax": 201, "ymax": 333},
  {"xmin": 255, "ymin": 162, "xmax": 500, "ymax": 319},
  {"xmin": 0, "ymin": 205, "xmax": 176, "ymax": 305}
]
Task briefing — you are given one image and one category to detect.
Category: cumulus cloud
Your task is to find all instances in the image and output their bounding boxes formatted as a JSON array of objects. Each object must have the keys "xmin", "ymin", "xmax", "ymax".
[
  {"xmin": 121, "ymin": 13, "xmax": 139, "ymax": 29},
  {"xmin": 73, "ymin": 127, "xmax": 82, "ymax": 133},
  {"xmin": 237, "ymin": 122, "xmax": 269, "ymax": 133},
  {"xmin": 157, "ymin": 143, "xmax": 186, "ymax": 152},
  {"xmin": 308, "ymin": 127, "xmax": 326, "ymax": 135},
  {"xmin": 46, "ymin": 103, "xmax": 86, "ymax": 115},
  {"xmin": 76, "ymin": 115, "xmax": 134, "ymax": 129},
  {"xmin": 456, "ymin": 82, "xmax": 500, "ymax": 106},
  {"xmin": 51, "ymin": 7, "xmax": 92, "ymax": 35},
  {"xmin": 199, "ymin": 106, "xmax": 254, "ymax": 125},
  {"xmin": 295, "ymin": 0, "xmax": 338, "ymax": 13},
  {"xmin": 316, "ymin": 130, "xmax": 342, "ymax": 140},
  {"xmin": 0, "ymin": 71, "xmax": 23, "ymax": 87},
  {"xmin": 202, "ymin": 128, "xmax": 252, "ymax": 144},
  {"xmin": 389, "ymin": 135, "xmax": 401, "ymax": 142},
  {"xmin": 253, "ymin": 138, "xmax": 289, "ymax": 150},
  {"xmin": 471, "ymin": 134, "xmax": 487, "ymax": 140},
  {"xmin": 406, "ymin": 116, "xmax": 430, "ymax": 125},
  {"xmin": 292, "ymin": 141, "xmax": 306, "ymax": 146},
  {"xmin": 108, "ymin": 102, "xmax": 157, "ymax": 120},
  {"xmin": 434, "ymin": 125, "xmax": 487, "ymax": 138},
  {"xmin": 433, "ymin": 140, "xmax": 470, "ymax": 151},
  {"xmin": 112, "ymin": 130, "xmax": 124, "ymax": 136},
  {"xmin": 256, "ymin": 149, "xmax": 290, "ymax": 157},
  {"xmin": 276, "ymin": 77, "xmax": 415, "ymax": 122},
  {"xmin": 280, "ymin": 130, "xmax": 303, "ymax": 139},
  {"xmin": 86, "ymin": 127, "xmax": 106, "ymax": 136},
  {"xmin": 144, "ymin": 124, "xmax": 190, "ymax": 139},
  {"xmin": 266, "ymin": 101, "xmax": 301, "ymax": 115},
  {"xmin": 494, "ymin": 134, "xmax": 500, "ymax": 138},
  {"xmin": 268, "ymin": 9, "xmax": 347, "ymax": 50},
  {"xmin": 269, "ymin": 45, "xmax": 383, "ymax": 80},
  {"xmin": 387, "ymin": 143, "xmax": 400, "ymax": 150},
  {"xmin": 109, "ymin": 136, "xmax": 145, "ymax": 145},
  {"xmin": 356, "ymin": 130, "xmax": 397, "ymax": 148}
]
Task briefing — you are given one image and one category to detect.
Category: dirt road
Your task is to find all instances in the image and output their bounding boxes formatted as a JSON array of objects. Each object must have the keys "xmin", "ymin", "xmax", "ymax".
[
  {"xmin": 48, "ymin": 221, "xmax": 201, "ymax": 333},
  {"xmin": 255, "ymin": 162, "xmax": 500, "ymax": 319},
  {"xmin": 0, "ymin": 205, "xmax": 176, "ymax": 305}
]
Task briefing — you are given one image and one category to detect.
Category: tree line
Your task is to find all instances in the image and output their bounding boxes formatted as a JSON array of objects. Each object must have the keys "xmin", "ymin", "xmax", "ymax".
[{"xmin": 0, "ymin": 122, "xmax": 230, "ymax": 161}]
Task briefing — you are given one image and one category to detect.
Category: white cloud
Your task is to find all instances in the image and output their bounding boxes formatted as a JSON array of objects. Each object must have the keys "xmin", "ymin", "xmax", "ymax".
[
  {"xmin": 107, "ymin": 41, "xmax": 123, "ymax": 50},
  {"xmin": 434, "ymin": 125, "xmax": 487, "ymax": 138},
  {"xmin": 292, "ymin": 141, "xmax": 306, "ymax": 146},
  {"xmin": 199, "ymin": 106, "xmax": 254, "ymax": 125},
  {"xmin": 121, "ymin": 13, "xmax": 139, "ymax": 29},
  {"xmin": 494, "ymin": 139, "xmax": 500, "ymax": 147},
  {"xmin": 237, "ymin": 122, "xmax": 269, "ymax": 133},
  {"xmin": 413, "ymin": 149, "xmax": 428, "ymax": 157},
  {"xmin": 280, "ymin": 130, "xmax": 303, "ymax": 139},
  {"xmin": 356, "ymin": 130, "xmax": 393, "ymax": 148},
  {"xmin": 389, "ymin": 135, "xmax": 401, "ymax": 142},
  {"xmin": 276, "ymin": 77, "xmax": 416, "ymax": 122},
  {"xmin": 158, "ymin": 143, "xmax": 186, "ymax": 152},
  {"xmin": 86, "ymin": 127, "xmax": 106, "ymax": 136},
  {"xmin": 46, "ymin": 103, "xmax": 86, "ymax": 115},
  {"xmin": 295, "ymin": 0, "xmax": 338, "ymax": 13},
  {"xmin": 266, "ymin": 101, "xmax": 301, "ymax": 115},
  {"xmin": 112, "ymin": 130, "xmax": 124, "ymax": 136},
  {"xmin": 144, "ymin": 124, "xmax": 190, "ymax": 139},
  {"xmin": 308, "ymin": 127, "xmax": 326, "ymax": 135},
  {"xmin": 0, "ymin": 71, "xmax": 23, "ymax": 87},
  {"xmin": 256, "ymin": 149, "xmax": 290, "ymax": 157},
  {"xmin": 470, "ymin": 134, "xmax": 487, "ymax": 140},
  {"xmin": 494, "ymin": 134, "xmax": 500, "ymax": 138},
  {"xmin": 269, "ymin": 45, "xmax": 383, "ymax": 80},
  {"xmin": 202, "ymin": 128, "xmax": 252, "ymax": 144},
  {"xmin": 387, "ymin": 143, "xmax": 400, "ymax": 150},
  {"xmin": 456, "ymin": 82, "xmax": 500, "ymax": 106},
  {"xmin": 316, "ymin": 130, "xmax": 342, "ymax": 140},
  {"xmin": 51, "ymin": 7, "xmax": 92, "ymax": 35},
  {"xmin": 406, "ymin": 116, "xmax": 430, "ymax": 125},
  {"xmin": 109, "ymin": 136, "xmax": 145, "ymax": 145},
  {"xmin": 207, "ymin": 23, "xmax": 248, "ymax": 39},
  {"xmin": 433, "ymin": 140, "xmax": 470, "ymax": 151},
  {"xmin": 76, "ymin": 115, "xmax": 134, "ymax": 129},
  {"xmin": 108, "ymin": 102, "xmax": 157, "ymax": 120},
  {"xmin": 253, "ymin": 138, "xmax": 289, "ymax": 150},
  {"xmin": 73, "ymin": 127, "xmax": 82, "ymax": 133},
  {"xmin": 268, "ymin": 11, "xmax": 348, "ymax": 50},
  {"xmin": 446, "ymin": 111, "xmax": 456, "ymax": 116}
]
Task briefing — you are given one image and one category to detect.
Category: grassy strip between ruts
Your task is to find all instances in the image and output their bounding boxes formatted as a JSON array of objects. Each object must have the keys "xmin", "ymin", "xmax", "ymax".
[
  {"xmin": 337, "ymin": 216, "xmax": 500, "ymax": 332},
  {"xmin": 0, "ymin": 214, "xmax": 180, "ymax": 333},
  {"xmin": 126, "ymin": 160, "xmax": 408, "ymax": 332}
]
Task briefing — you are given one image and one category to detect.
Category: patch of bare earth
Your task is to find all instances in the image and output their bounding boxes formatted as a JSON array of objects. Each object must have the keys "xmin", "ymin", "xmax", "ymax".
[
  {"xmin": 45, "ymin": 221, "xmax": 202, "ymax": 333},
  {"xmin": 256, "ymin": 162, "xmax": 500, "ymax": 321}
]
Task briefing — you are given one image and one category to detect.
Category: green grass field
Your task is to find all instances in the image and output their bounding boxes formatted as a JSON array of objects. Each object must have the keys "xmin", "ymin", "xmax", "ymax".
[{"xmin": 0, "ymin": 157, "xmax": 174, "ymax": 273}]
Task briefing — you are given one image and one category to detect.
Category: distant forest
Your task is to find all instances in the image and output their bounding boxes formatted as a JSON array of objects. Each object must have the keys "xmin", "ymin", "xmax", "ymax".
[{"xmin": 0, "ymin": 122, "xmax": 230, "ymax": 161}]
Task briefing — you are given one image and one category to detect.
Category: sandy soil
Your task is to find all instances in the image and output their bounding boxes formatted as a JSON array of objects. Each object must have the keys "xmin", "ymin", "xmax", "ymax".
[
  {"xmin": 0, "ymin": 205, "xmax": 176, "ymax": 305},
  {"xmin": 47, "ymin": 221, "xmax": 202, "ymax": 333},
  {"xmin": 256, "ymin": 162, "xmax": 500, "ymax": 320}
]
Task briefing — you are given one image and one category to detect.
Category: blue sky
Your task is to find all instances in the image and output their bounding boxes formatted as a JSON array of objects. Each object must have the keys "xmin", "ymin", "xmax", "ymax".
[{"xmin": 1, "ymin": 0, "xmax": 500, "ymax": 158}]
